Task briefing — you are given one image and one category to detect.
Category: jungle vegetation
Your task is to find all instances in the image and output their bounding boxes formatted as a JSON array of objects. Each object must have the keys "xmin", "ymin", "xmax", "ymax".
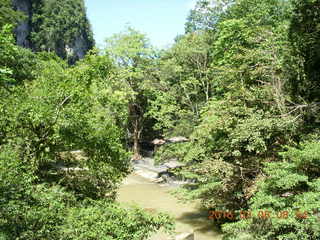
[{"xmin": 0, "ymin": 0, "xmax": 319, "ymax": 239}]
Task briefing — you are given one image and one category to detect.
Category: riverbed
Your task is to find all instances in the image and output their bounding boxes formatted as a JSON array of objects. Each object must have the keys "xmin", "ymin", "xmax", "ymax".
[{"xmin": 117, "ymin": 173, "xmax": 222, "ymax": 240}]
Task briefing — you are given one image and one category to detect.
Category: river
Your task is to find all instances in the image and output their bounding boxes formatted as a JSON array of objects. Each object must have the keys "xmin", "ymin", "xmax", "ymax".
[{"xmin": 117, "ymin": 173, "xmax": 222, "ymax": 240}]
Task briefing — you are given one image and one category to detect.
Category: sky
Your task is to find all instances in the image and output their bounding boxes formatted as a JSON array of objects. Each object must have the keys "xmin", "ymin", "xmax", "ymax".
[{"xmin": 84, "ymin": 0, "xmax": 197, "ymax": 49}]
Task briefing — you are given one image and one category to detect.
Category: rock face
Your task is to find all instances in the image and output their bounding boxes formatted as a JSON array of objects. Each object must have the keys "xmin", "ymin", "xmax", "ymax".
[
  {"xmin": 13, "ymin": 0, "xmax": 32, "ymax": 48},
  {"xmin": 12, "ymin": 0, "xmax": 94, "ymax": 64},
  {"xmin": 72, "ymin": 35, "xmax": 89, "ymax": 61}
]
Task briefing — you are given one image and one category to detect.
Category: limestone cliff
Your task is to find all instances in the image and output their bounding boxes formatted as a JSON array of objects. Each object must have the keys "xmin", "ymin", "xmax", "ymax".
[
  {"xmin": 12, "ymin": 0, "xmax": 94, "ymax": 64},
  {"xmin": 12, "ymin": 0, "xmax": 32, "ymax": 48}
]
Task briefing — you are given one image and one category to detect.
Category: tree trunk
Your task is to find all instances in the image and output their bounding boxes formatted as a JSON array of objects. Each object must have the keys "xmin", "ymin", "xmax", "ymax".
[{"xmin": 132, "ymin": 117, "xmax": 142, "ymax": 161}]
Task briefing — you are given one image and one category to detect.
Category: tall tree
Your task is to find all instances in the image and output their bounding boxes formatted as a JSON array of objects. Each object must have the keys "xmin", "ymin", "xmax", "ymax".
[
  {"xmin": 185, "ymin": 0, "xmax": 233, "ymax": 33},
  {"xmin": 288, "ymin": 0, "xmax": 320, "ymax": 126},
  {"xmin": 147, "ymin": 31, "xmax": 213, "ymax": 139},
  {"xmin": 106, "ymin": 27, "xmax": 156, "ymax": 160}
]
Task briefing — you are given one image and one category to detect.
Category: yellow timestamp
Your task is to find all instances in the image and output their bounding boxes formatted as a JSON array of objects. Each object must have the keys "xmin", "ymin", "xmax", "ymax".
[{"xmin": 208, "ymin": 210, "xmax": 310, "ymax": 220}]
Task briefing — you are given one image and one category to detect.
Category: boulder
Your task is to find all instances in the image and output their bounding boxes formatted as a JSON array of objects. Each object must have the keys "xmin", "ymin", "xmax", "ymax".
[
  {"xmin": 164, "ymin": 160, "xmax": 185, "ymax": 169},
  {"xmin": 152, "ymin": 138, "xmax": 166, "ymax": 145},
  {"xmin": 281, "ymin": 192, "xmax": 294, "ymax": 197},
  {"xmin": 175, "ymin": 232, "xmax": 194, "ymax": 240},
  {"xmin": 166, "ymin": 136, "xmax": 189, "ymax": 143}
]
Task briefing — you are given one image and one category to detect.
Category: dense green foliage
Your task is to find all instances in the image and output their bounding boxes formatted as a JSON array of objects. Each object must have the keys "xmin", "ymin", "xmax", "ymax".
[
  {"xmin": 1, "ymin": 0, "xmax": 320, "ymax": 239},
  {"xmin": 289, "ymin": 0, "xmax": 320, "ymax": 103},
  {"xmin": 223, "ymin": 140, "xmax": 320, "ymax": 239},
  {"xmin": 0, "ymin": 0, "xmax": 24, "ymax": 28},
  {"xmin": 149, "ymin": 0, "xmax": 320, "ymax": 239},
  {"xmin": 0, "ymin": 25, "xmax": 172, "ymax": 239},
  {"xmin": 4, "ymin": 0, "xmax": 94, "ymax": 64}
]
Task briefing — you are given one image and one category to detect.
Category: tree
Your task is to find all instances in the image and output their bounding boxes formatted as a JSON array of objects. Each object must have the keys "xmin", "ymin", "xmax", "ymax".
[
  {"xmin": 156, "ymin": 0, "xmax": 297, "ymax": 218},
  {"xmin": 220, "ymin": 2, "xmax": 320, "ymax": 238},
  {"xmin": 105, "ymin": 27, "xmax": 157, "ymax": 160},
  {"xmin": 185, "ymin": 0, "xmax": 233, "ymax": 33},
  {"xmin": 288, "ymin": 0, "xmax": 320, "ymax": 128},
  {"xmin": 0, "ymin": 27, "xmax": 173, "ymax": 238},
  {"xmin": 222, "ymin": 140, "xmax": 320, "ymax": 240},
  {"xmin": 147, "ymin": 31, "xmax": 213, "ymax": 140}
]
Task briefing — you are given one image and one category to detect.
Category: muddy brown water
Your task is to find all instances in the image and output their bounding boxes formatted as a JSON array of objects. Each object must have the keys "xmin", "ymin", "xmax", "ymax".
[{"xmin": 117, "ymin": 173, "xmax": 222, "ymax": 240}]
